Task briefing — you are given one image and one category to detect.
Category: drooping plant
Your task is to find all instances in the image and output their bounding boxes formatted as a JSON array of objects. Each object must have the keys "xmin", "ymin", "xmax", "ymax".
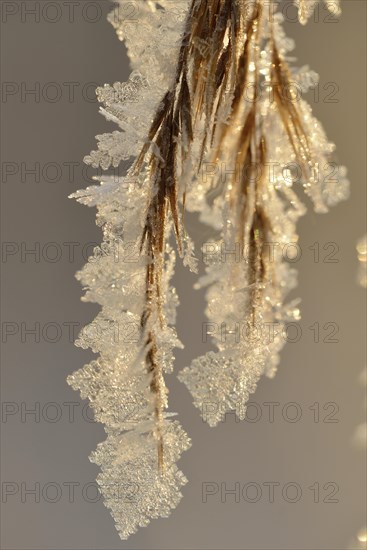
[{"xmin": 68, "ymin": 0, "xmax": 349, "ymax": 538}]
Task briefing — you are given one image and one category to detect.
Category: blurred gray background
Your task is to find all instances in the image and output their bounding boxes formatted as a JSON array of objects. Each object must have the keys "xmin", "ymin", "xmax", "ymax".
[{"xmin": 1, "ymin": 1, "xmax": 366, "ymax": 549}]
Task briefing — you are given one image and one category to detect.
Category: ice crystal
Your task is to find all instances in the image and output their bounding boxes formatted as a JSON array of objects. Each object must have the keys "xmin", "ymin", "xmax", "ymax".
[
  {"xmin": 295, "ymin": 0, "xmax": 341, "ymax": 25},
  {"xmin": 68, "ymin": 3, "xmax": 193, "ymax": 538},
  {"xmin": 68, "ymin": 0, "xmax": 349, "ymax": 538},
  {"xmin": 68, "ymin": 170, "xmax": 190, "ymax": 538},
  {"xmin": 177, "ymin": 2, "xmax": 349, "ymax": 424}
]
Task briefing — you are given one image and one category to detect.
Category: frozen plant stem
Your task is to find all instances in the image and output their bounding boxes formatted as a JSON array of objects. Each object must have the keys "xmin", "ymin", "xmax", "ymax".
[
  {"xmin": 68, "ymin": 0, "xmax": 349, "ymax": 539},
  {"xmin": 178, "ymin": 0, "xmax": 349, "ymax": 425}
]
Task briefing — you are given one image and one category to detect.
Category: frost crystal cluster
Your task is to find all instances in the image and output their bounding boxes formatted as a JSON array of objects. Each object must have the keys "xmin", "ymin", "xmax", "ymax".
[{"xmin": 68, "ymin": 0, "xmax": 349, "ymax": 538}]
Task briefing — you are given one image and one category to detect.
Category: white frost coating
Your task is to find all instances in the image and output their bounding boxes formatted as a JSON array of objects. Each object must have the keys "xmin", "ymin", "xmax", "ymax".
[
  {"xmin": 295, "ymin": 0, "xmax": 341, "ymax": 25},
  {"xmin": 68, "ymin": 1, "xmax": 191, "ymax": 539},
  {"xmin": 178, "ymin": 5, "xmax": 349, "ymax": 425},
  {"xmin": 68, "ymin": 171, "xmax": 191, "ymax": 538},
  {"xmin": 68, "ymin": 0, "xmax": 348, "ymax": 538}
]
